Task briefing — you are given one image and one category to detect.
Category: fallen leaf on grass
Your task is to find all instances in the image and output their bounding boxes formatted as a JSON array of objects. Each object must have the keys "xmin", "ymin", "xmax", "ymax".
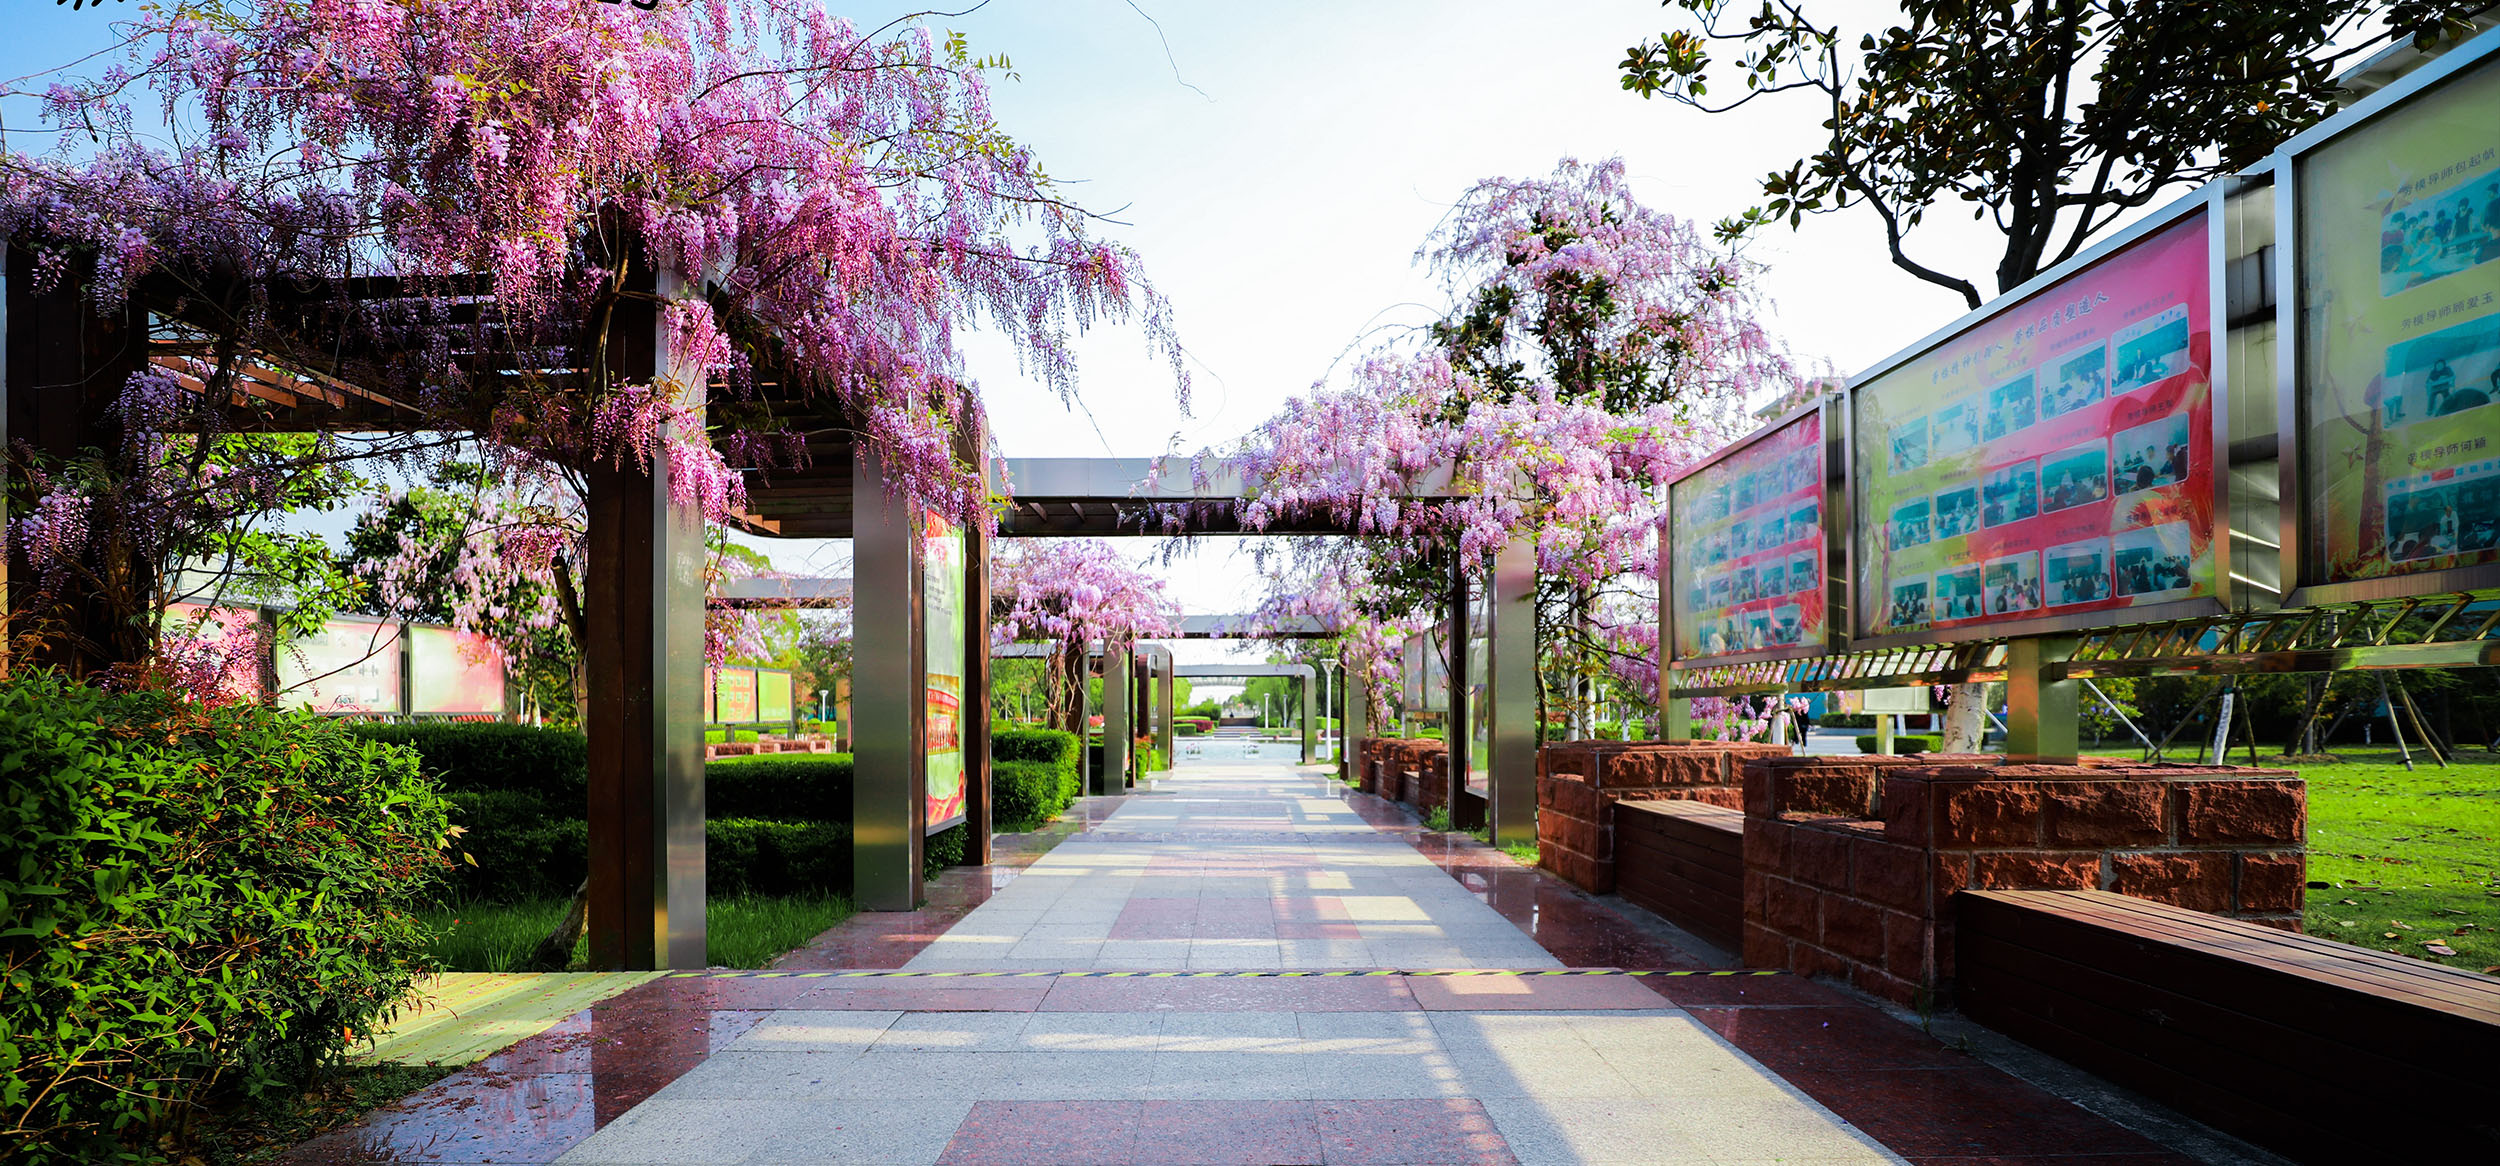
[
  {"xmin": 2384, "ymin": 932, "xmax": 2401, "ymax": 939},
  {"xmin": 2392, "ymin": 921, "xmax": 2414, "ymax": 930},
  {"xmin": 2339, "ymin": 898, "xmax": 2359, "ymax": 905},
  {"xmin": 2424, "ymin": 942, "xmax": 2459, "ymax": 956}
]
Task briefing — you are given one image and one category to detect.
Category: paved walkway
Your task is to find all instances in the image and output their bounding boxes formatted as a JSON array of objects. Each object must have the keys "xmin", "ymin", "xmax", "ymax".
[{"xmin": 288, "ymin": 764, "xmax": 2214, "ymax": 1166}]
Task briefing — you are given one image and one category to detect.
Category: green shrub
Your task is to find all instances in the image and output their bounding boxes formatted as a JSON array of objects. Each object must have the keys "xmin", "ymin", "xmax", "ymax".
[
  {"xmin": 705, "ymin": 819, "xmax": 852, "ymax": 895},
  {"xmin": 444, "ymin": 791, "xmax": 587, "ymax": 901},
  {"xmin": 350, "ymin": 722, "xmax": 587, "ymax": 801},
  {"xmin": 924, "ymin": 823, "xmax": 967, "ymax": 880},
  {"xmin": 993, "ymin": 759, "xmax": 1072, "ymax": 830},
  {"xmin": 1855, "ymin": 733, "xmax": 1942, "ymax": 755},
  {"xmin": 1177, "ymin": 723, "xmax": 1206, "ymax": 737},
  {"xmin": 703, "ymin": 727, "xmax": 762, "ymax": 744},
  {"xmin": 1, "ymin": 675, "xmax": 454, "ymax": 1162},
  {"xmin": 704, "ymin": 755, "xmax": 853, "ymax": 822},
  {"xmin": 992, "ymin": 727, "xmax": 1080, "ymax": 770}
]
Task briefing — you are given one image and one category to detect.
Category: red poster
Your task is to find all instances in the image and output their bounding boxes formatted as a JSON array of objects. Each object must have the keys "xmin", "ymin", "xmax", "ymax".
[
  {"xmin": 1853, "ymin": 213, "xmax": 2214, "ymax": 640},
  {"xmin": 1670, "ymin": 411, "xmax": 1825, "ymax": 660}
]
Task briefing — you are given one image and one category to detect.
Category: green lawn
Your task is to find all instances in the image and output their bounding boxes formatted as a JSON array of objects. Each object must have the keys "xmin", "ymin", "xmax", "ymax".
[
  {"xmin": 419, "ymin": 892, "xmax": 856, "ymax": 971},
  {"xmin": 2297, "ymin": 752, "xmax": 2500, "ymax": 976}
]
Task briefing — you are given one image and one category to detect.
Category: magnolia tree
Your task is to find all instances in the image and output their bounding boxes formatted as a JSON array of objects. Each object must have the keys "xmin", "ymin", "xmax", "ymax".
[
  {"xmin": 1217, "ymin": 158, "xmax": 1794, "ymax": 741},
  {"xmin": 2, "ymin": 0, "xmax": 1180, "ymax": 678},
  {"xmin": 991, "ymin": 540, "xmax": 1177, "ymax": 735}
]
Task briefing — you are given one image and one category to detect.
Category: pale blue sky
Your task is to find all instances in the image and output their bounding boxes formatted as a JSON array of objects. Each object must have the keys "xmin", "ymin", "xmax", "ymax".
[{"xmin": 6, "ymin": 2, "xmax": 2031, "ymax": 650}]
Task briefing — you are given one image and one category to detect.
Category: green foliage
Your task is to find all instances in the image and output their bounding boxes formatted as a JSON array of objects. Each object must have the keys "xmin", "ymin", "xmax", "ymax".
[
  {"xmin": 923, "ymin": 824, "xmax": 968, "ymax": 881},
  {"xmin": 418, "ymin": 894, "xmax": 856, "ymax": 972},
  {"xmin": 993, "ymin": 759, "xmax": 1077, "ymax": 831},
  {"xmin": 1856, "ymin": 734, "xmax": 1941, "ymax": 755},
  {"xmin": 1620, "ymin": 1, "xmax": 2494, "ymax": 307},
  {"xmin": 706, "ymin": 819, "xmax": 852, "ymax": 896},
  {"xmin": 705, "ymin": 755, "xmax": 853, "ymax": 822},
  {"xmin": 992, "ymin": 727, "xmax": 1083, "ymax": 792},
  {"xmin": 0, "ymin": 674, "xmax": 454, "ymax": 1162},
  {"xmin": 705, "ymin": 728, "xmax": 763, "ymax": 744},
  {"xmin": 702, "ymin": 893, "xmax": 855, "ymax": 969},
  {"xmin": 1423, "ymin": 806, "xmax": 1453, "ymax": 832},
  {"xmin": 1177, "ymin": 722, "xmax": 1208, "ymax": 737},
  {"xmin": 1179, "ymin": 699, "xmax": 1221, "ymax": 720},
  {"xmin": 349, "ymin": 723, "xmax": 587, "ymax": 802}
]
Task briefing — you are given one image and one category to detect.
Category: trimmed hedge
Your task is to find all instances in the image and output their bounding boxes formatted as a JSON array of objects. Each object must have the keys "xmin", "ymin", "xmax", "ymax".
[
  {"xmin": 1855, "ymin": 733, "xmax": 1942, "ymax": 755},
  {"xmin": 705, "ymin": 819, "xmax": 851, "ymax": 895},
  {"xmin": 351, "ymin": 722, "xmax": 586, "ymax": 802},
  {"xmin": 705, "ymin": 755, "xmax": 852, "ymax": 822},
  {"xmin": 2, "ymin": 675, "xmax": 453, "ymax": 1162}
]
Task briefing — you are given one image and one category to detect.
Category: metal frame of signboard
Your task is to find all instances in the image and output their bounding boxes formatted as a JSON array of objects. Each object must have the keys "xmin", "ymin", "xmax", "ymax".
[
  {"xmin": 1660, "ymin": 394, "xmax": 1845, "ymax": 670},
  {"xmin": 2276, "ymin": 23, "xmax": 2500, "ymax": 609},
  {"xmin": 1841, "ymin": 185, "xmax": 2235, "ymax": 651}
]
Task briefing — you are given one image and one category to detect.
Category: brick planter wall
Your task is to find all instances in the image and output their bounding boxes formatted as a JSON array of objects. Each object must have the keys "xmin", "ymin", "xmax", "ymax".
[
  {"xmin": 1614, "ymin": 800, "xmax": 1745, "ymax": 951},
  {"xmin": 1537, "ymin": 741, "xmax": 1793, "ymax": 894},
  {"xmin": 1741, "ymin": 757, "xmax": 2305, "ymax": 1007},
  {"xmin": 1354, "ymin": 738, "xmax": 1449, "ymax": 810}
]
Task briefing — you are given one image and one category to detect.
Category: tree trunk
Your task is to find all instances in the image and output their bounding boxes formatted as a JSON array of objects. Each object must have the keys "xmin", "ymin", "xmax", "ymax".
[
  {"xmin": 1941, "ymin": 683, "xmax": 1987, "ymax": 753},
  {"xmin": 529, "ymin": 878, "xmax": 591, "ymax": 971}
]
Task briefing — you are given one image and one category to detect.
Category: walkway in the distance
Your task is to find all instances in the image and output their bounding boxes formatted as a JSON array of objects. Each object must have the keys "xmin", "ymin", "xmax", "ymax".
[
  {"xmin": 286, "ymin": 764, "xmax": 2219, "ymax": 1165},
  {"xmin": 556, "ymin": 766, "xmax": 1896, "ymax": 1165}
]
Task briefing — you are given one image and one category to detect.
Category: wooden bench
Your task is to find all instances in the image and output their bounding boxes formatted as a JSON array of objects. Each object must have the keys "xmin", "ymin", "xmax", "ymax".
[
  {"xmin": 1957, "ymin": 889, "xmax": 2500, "ymax": 1164},
  {"xmin": 1613, "ymin": 800, "xmax": 1743, "ymax": 952}
]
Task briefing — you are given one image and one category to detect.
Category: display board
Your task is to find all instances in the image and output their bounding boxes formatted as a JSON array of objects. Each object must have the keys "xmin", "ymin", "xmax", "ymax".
[
  {"xmin": 164, "ymin": 603, "xmax": 264, "ymax": 700},
  {"xmin": 1668, "ymin": 409, "xmax": 1826, "ymax": 661},
  {"xmin": 278, "ymin": 617, "xmax": 402, "ymax": 713},
  {"xmin": 758, "ymin": 669, "xmax": 794, "ymax": 723},
  {"xmin": 409, "ymin": 625, "xmax": 506, "ymax": 714},
  {"xmin": 2295, "ymin": 48, "xmax": 2500, "ymax": 594},
  {"xmin": 1853, "ymin": 209, "xmax": 2217, "ymax": 642},
  {"xmin": 716, "ymin": 667, "xmax": 758, "ymax": 723},
  {"xmin": 1400, "ymin": 628, "xmax": 1450, "ymax": 713},
  {"xmin": 923, "ymin": 511, "xmax": 967, "ymax": 831}
]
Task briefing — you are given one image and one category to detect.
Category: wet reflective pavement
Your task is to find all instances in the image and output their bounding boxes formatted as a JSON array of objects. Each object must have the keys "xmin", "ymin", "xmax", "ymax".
[{"xmin": 284, "ymin": 768, "xmax": 2204, "ymax": 1165}]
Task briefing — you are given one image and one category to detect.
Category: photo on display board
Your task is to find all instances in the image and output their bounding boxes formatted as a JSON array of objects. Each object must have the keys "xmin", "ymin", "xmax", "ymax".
[
  {"xmin": 1891, "ymin": 497, "xmax": 1933, "ymax": 548},
  {"xmin": 1932, "ymin": 398, "xmax": 1983, "ymax": 457},
  {"xmin": 1744, "ymin": 609, "xmax": 1775, "ymax": 647},
  {"xmin": 1789, "ymin": 551, "xmax": 1819, "ymax": 594},
  {"xmin": 1734, "ymin": 566, "xmax": 1758, "ymax": 603},
  {"xmin": 2113, "ymin": 522, "xmax": 2197, "ymax": 598},
  {"xmin": 1933, "ymin": 485, "xmax": 1980, "ymax": 539},
  {"xmin": 2380, "ymin": 311, "xmax": 2500, "ymax": 429},
  {"xmin": 2383, "ymin": 460, "xmax": 2500, "ymax": 561},
  {"xmin": 1984, "ymin": 552, "xmax": 2043, "ymax": 615},
  {"xmin": 1770, "ymin": 604, "xmax": 1805, "ymax": 645},
  {"xmin": 1892, "ymin": 414, "xmax": 1930, "ymax": 471},
  {"xmin": 1728, "ymin": 518, "xmax": 1756, "ymax": 558},
  {"xmin": 2111, "ymin": 304, "xmax": 2191, "ymax": 395},
  {"xmin": 1734, "ymin": 471, "xmax": 1760, "ymax": 512},
  {"xmin": 2048, "ymin": 539, "xmax": 2113, "ymax": 606},
  {"xmin": 1696, "ymin": 489, "xmax": 1728, "ymax": 525},
  {"xmin": 2041, "ymin": 440, "xmax": 2111, "ymax": 514},
  {"xmin": 1983, "ymin": 459, "xmax": 2041, "ymax": 526},
  {"xmin": 1932, "ymin": 564, "xmax": 1984, "ymax": 622},
  {"xmin": 1888, "ymin": 577, "xmax": 1930, "ymax": 629},
  {"xmin": 1756, "ymin": 560, "xmax": 1788, "ymax": 597},
  {"xmin": 2380, "ymin": 167, "xmax": 2500, "ymax": 295},
  {"xmin": 2113, "ymin": 414, "xmax": 2191, "ymax": 496},
  {"xmin": 1707, "ymin": 576, "xmax": 1731, "ymax": 608},
  {"xmin": 1789, "ymin": 500, "xmax": 1819, "ymax": 545},
  {"xmin": 1983, "ymin": 372, "xmax": 2039, "ymax": 441},
  {"xmin": 2043, "ymin": 344, "xmax": 2109, "ymax": 419}
]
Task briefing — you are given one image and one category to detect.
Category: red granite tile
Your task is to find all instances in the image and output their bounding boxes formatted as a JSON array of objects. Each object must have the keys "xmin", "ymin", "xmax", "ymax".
[
  {"xmin": 937, "ymin": 1100, "xmax": 1142, "ymax": 1165},
  {"xmin": 1133, "ymin": 1100, "xmax": 1321, "ymax": 1165},
  {"xmin": 1040, "ymin": 974, "xmax": 1419, "ymax": 1012},
  {"xmin": 1780, "ymin": 1068, "xmax": 2179, "ymax": 1159},
  {"xmin": 1316, "ymin": 1099, "xmax": 1518, "ymax": 1165},
  {"xmin": 1633, "ymin": 971, "xmax": 1853, "ymax": 1008},
  {"xmin": 274, "ymin": 1071, "xmax": 594, "ymax": 1164},
  {"xmin": 597, "ymin": 974, "xmax": 826, "ymax": 1010},
  {"xmin": 1406, "ymin": 973, "xmax": 1670, "ymax": 1011},
  {"xmin": 1686, "ymin": 1006, "xmax": 1971, "ymax": 1072},
  {"xmin": 1906, "ymin": 1157, "xmax": 2203, "ymax": 1166}
]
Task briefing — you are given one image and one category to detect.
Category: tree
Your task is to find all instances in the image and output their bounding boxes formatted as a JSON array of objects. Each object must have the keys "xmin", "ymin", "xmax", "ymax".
[
  {"xmin": 990, "ymin": 540, "xmax": 1176, "ymax": 735},
  {"xmin": 1621, "ymin": 0, "xmax": 2495, "ymax": 308},
  {"xmin": 4, "ymin": 0, "xmax": 1181, "ymax": 676}
]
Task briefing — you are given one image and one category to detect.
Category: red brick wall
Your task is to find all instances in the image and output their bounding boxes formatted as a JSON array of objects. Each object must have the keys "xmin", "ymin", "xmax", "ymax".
[
  {"xmin": 1537, "ymin": 741, "xmax": 1792, "ymax": 894},
  {"xmin": 1615, "ymin": 800, "xmax": 1745, "ymax": 951},
  {"xmin": 1741, "ymin": 756, "xmax": 2306, "ymax": 1007},
  {"xmin": 1355, "ymin": 738, "xmax": 1449, "ymax": 809}
]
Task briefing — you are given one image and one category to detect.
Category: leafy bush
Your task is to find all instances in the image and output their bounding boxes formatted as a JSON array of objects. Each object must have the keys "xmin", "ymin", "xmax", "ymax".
[
  {"xmin": 993, "ymin": 759, "xmax": 1073, "ymax": 830},
  {"xmin": 1855, "ymin": 734, "xmax": 1942, "ymax": 755},
  {"xmin": 350, "ymin": 722, "xmax": 586, "ymax": 802},
  {"xmin": 705, "ymin": 819, "xmax": 851, "ymax": 895},
  {"xmin": 923, "ymin": 823, "xmax": 967, "ymax": 880},
  {"xmin": 0, "ymin": 675, "xmax": 453, "ymax": 1162},
  {"xmin": 444, "ymin": 790, "xmax": 587, "ymax": 901},
  {"xmin": 703, "ymin": 727, "xmax": 761, "ymax": 744},
  {"xmin": 1177, "ymin": 723, "xmax": 1206, "ymax": 737},
  {"xmin": 705, "ymin": 755, "xmax": 852, "ymax": 822},
  {"xmin": 992, "ymin": 727, "xmax": 1081, "ymax": 771}
]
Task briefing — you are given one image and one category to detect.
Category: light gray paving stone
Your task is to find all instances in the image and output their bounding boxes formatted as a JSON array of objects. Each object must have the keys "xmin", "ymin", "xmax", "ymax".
[{"xmin": 726, "ymin": 1011, "xmax": 901, "ymax": 1054}]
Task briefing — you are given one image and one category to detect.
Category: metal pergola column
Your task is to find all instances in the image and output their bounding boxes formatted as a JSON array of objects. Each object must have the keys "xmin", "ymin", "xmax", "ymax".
[
  {"xmin": 1340, "ymin": 658, "xmax": 1370, "ymax": 782},
  {"xmin": 583, "ymin": 261, "xmax": 706, "ymax": 970},
  {"xmin": 1486, "ymin": 535, "xmax": 1537, "ymax": 847},
  {"xmin": 1099, "ymin": 643, "xmax": 1133, "ymax": 793},
  {"xmin": 851, "ymin": 443, "xmax": 925, "ymax": 911},
  {"xmin": 1300, "ymin": 666, "xmax": 1317, "ymax": 764}
]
